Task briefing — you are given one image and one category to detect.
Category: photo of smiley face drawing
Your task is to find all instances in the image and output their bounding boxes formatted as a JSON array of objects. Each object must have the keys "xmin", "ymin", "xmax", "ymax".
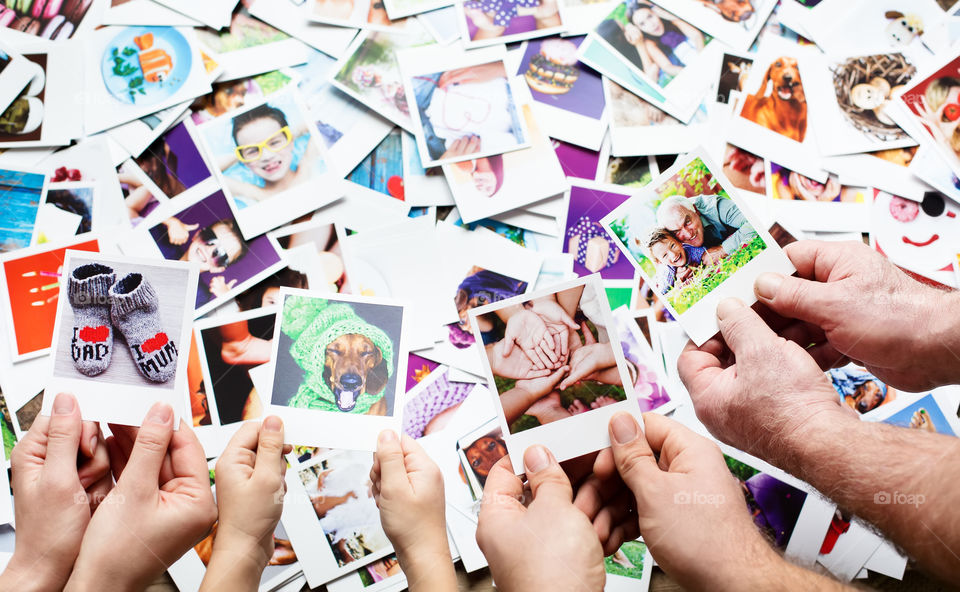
[{"xmin": 873, "ymin": 191, "xmax": 960, "ymax": 287}]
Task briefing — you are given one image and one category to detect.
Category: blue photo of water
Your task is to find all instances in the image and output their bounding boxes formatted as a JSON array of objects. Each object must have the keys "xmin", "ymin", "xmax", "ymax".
[{"xmin": 0, "ymin": 168, "xmax": 44, "ymax": 253}]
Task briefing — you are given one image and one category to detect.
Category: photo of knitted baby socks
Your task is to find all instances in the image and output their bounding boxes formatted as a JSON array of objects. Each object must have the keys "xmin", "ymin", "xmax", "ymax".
[
  {"xmin": 110, "ymin": 273, "xmax": 178, "ymax": 383},
  {"xmin": 67, "ymin": 263, "xmax": 116, "ymax": 376}
]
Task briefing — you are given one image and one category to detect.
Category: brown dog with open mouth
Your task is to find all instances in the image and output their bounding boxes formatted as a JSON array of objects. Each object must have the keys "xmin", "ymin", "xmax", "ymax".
[
  {"xmin": 322, "ymin": 333, "xmax": 389, "ymax": 414},
  {"xmin": 698, "ymin": 0, "xmax": 755, "ymax": 23},
  {"xmin": 741, "ymin": 56, "xmax": 807, "ymax": 143}
]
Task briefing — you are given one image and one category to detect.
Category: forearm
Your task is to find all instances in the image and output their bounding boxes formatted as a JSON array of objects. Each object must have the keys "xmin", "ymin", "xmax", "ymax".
[
  {"xmin": 501, "ymin": 387, "xmax": 541, "ymax": 425},
  {"xmin": 924, "ymin": 289, "xmax": 960, "ymax": 387},
  {"xmin": 199, "ymin": 545, "xmax": 267, "ymax": 592},
  {"xmin": 782, "ymin": 412, "xmax": 960, "ymax": 582},
  {"xmin": 0, "ymin": 556, "xmax": 70, "ymax": 592},
  {"xmin": 396, "ymin": 544, "xmax": 457, "ymax": 592},
  {"xmin": 737, "ymin": 555, "xmax": 851, "ymax": 592}
]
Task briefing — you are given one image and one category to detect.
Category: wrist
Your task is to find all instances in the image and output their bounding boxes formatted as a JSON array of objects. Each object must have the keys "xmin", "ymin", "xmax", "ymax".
[
  {"xmin": 2, "ymin": 553, "xmax": 71, "ymax": 592},
  {"xmin": 396, "ymin": 537, "xmax": 453, "ymax": 577},
  {"xmin": 763, "ymin": 400, "xmax": 858, "ymax": 478},
  {"xmin": 924, "ymin": 289, "xmax": 960, "ymax": 387}
]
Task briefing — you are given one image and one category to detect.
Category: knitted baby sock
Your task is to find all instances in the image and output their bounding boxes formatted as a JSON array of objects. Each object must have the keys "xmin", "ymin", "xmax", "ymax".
[
  {"xmin": 68, "ymin": 263, "xmax": 115, "ymax": 376},
  {"xmin": 110, "ymin": 273, "xmax": 178, "ymax": 383}
]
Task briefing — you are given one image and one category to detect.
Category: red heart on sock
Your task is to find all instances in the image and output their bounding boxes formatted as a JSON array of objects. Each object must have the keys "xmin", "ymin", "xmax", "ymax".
[
  {"xmin": 141, "ymin": 332, "xmax": 169, "ymax": 353},
  {"xmin": 79, "ymin": 326, "xmax": 109, "ymax": 342}
]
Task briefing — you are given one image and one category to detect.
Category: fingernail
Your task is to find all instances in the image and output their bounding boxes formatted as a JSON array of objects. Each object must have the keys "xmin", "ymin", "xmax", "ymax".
[
  {"xmin": 611, "ymin": 413, "xmax": 638, "ymax": 444},
  {"xmin": 755, "ymin": 273, "xmax": 784, "ymax": 300},
  {"xmin": 524, "ymin": 445, "xmax": 550, "ymax": 473},
  {"xmin": 145, "ymin": 402, "xmax": 172, "ymax": 425},
  {"xmin": 716, "ymin": 298, "xmax": 744, "ymax": 321},
  {"xmin": 263, "ymin": 416, "xmax": 282, "ymax": 433},
  {"xmin": 379, "ymin": 430, "xmax": 397, "ymax": 445},
  {"xmin": 89, "ymin": 436, "xmax": 98, "ymax": 455},
  {"xmin": 53, "ymin": 393, "xmax": 75, "ymax": 415}
]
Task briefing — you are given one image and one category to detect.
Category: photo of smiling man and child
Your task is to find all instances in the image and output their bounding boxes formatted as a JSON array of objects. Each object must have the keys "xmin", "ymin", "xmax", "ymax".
[
  {"xmin": 469, "ymin": 275, "xmax": 642, "ymax": 472},
  {"xmin": 602, "ymin": 151, "xmax": 794, "ymax": 345},
  {"xmin": 196, "ymin": 90, "xmax": 335, "ymax": 239}
]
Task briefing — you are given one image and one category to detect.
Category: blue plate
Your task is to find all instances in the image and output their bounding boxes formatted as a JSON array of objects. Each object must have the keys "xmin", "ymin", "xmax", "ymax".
[{"xmin": 100, "ymin": 26, "xmax": 193, "ymax": 106}]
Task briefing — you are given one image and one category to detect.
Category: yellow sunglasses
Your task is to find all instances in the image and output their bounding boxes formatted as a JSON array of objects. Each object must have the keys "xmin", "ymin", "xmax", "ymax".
[{"xmin": 235, "ymin": 126, "xmax": 293, "ymax": 163}]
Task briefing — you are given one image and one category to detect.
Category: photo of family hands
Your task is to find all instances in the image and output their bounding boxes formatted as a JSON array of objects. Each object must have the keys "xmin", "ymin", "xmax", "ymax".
[{"xmin": 476, "ymin": 283, "xmax": 631, "ymax": 434}]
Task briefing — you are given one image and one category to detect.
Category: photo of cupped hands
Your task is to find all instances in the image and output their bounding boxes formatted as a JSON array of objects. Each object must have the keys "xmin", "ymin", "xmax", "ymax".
[{"xmin": 477, "ymin": 282, "xmax": 628, "ymax": 434}]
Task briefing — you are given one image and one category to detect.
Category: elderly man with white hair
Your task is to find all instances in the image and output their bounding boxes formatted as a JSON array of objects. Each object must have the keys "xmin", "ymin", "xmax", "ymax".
[{"xmin": 655, "ymin": 193, "xmax": 758, "ymax": 263}]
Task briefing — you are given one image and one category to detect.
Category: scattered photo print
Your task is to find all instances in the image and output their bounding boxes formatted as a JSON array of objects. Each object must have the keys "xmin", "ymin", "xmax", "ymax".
[
  {"xmin": 0, "ymin": 54, "xmax": 46, "ymax": 144},
  {"xmin": 770, "ymin": 163, "xmax": 864, "ymax": 203},
  {"xmin": 722, "ymin": 144, "xmax": 765, "ymax": 196},
  {"xmin": 298, "ymin": 451, "xmax": 391, "ymax": 567},
  {"xmin": 146, "ymin": 189, "xmax": 283, "ymax": 311},
  {"xmin": 605, "ymin": 539, "xmax": 649, "ymax": 581},
  {"xmin": 877, "ymin": 393, "xmax": 958, "ymax": 436},
  {"xmin": 717, "ymin": 52, "xmax": 753, "ymax": 103},
  {"xmin": 456, "ymin": 419, "xmax": 506, "ymax": 500},
  {"xmin": 0, "ymin": 0, "xmax": 95, "ymax": 40},
  {"xmin": 459, "ymin": 0, "xmax": 566, "ymax": 46},
  {"xmin": 725, "ymin": 454, "xmax": 807, "ymax": 550},
  {"xmin": 402, "ymin": 367, "xmax": 473, "ymax": 438},
  {"xmin": 0, "ymin": 168, "xmax": 45, "ymax": 253},
  {"xmin": 613, "ymin": 310, "xmax": 671, "ymax": 413},
  {"xmin": 134, "ymin": 121, "xmax": 212, "ymax": 200},
  {"xmin": 828, "ymin": 364, "xmax": 897, "ymax": 415},
  {"xmin": 564, "ymin": 183, "xmax": 634, "ymax": 279},
  {"xmin": 897, "ymin": 55, "xmax": 960, "ymax": 179},
  {"xmin": 448, "ymin": 266, "xmax": 528, "ymax": 350},
  {"xmin": 830, "ymin": 53, "xmax": 915, "ymax": 143}
]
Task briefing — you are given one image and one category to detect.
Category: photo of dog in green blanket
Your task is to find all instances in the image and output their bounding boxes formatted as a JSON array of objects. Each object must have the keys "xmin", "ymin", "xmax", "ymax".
[{"xmin": 271, "ymin": 293, "xmax": 404, "ymax": 416}]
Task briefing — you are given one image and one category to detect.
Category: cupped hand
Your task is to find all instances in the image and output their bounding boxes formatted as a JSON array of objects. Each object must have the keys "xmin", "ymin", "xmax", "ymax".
[
  {"xmin": 1, "ymin": 393, "xmax": 110, "ymax": 591},
  {"xmin": 753, "ymin": 239, "xmax": 960, "ymax": 391},
  {"xmin": 677, "ymin": 298, "xmax": 850, "ymax": 470},
  {"xmin": 489, "ymin": 338, "xmax": 555, "ymax": 380},
  {"xmin": 558, "ymin": 343, "xmax": 616, "ymax": 390},
  {"xmin": 65, "ymin": 403, "xmax": 217, "ymax": 592},
  {"xmin": 605, "ymin": 412, "xmax": 782, "ymax": 590},
  {"xmin": 477, "ymin": 448, "xmax": 605, "ymax": 592},
  {"xmin": 503, "ymin": 309, "xmax": 562, "ymax": 369}
]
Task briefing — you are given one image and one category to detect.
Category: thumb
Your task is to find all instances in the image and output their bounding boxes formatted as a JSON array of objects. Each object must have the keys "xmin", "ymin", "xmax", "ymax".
[
  {"xmin": 561, "ymin": 310, "xmax": 578, "ymax": 329},
  {"xmin": 254, "ymin": 415, "xmax": 285, "ymax": 480},
  {"xmin": 523, "ymin": 445, "xmax": 572, "ymax": 504},
  {"xmin": 374, "ymin": 430, "xmax": 408, "ymax": 494},
  {"xmin": 754, "ymin": 272, "xmax": 834, "ymax": 328},
  {"xmin": 715, "ymin": 298, "xmax": 778, "ymax": 356},
  {"xmin": 43, "ymin": 393, "xmax": 83, "ymax": 475},
  {"xmin": 608, "ymin": 412, "xmax": 659, "ymax": 495},
  {"xmin": 184, "ymin": 223, "xmax": 199, "ymax": 230}
]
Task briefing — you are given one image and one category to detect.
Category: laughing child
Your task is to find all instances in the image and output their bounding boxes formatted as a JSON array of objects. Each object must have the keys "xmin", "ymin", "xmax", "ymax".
[{"xmin": 644, "ymin": 227, "xmax": 706, "ymax": 294}]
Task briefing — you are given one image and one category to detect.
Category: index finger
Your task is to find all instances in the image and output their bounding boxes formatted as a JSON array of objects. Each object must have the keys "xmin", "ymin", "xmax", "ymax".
[
  {"xmin": 167, "ymin": 421, "xmax": 211, "ymax": 487},
  {"xmin": 676, "ymin": 341, "xmax": 724, "ymax": 397}
]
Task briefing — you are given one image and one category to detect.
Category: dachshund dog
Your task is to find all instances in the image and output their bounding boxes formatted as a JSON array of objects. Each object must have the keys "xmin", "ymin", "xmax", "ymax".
[
  {"xmin": 323, "ymin": 333, "xmax": 389, "ymax": 414},
  {"xmin": 697, "ymin": 0, "xmax": 754, "ymax": 23},
  {"xmin": 741, "ymin": 56, "xmax": 807, "ymax": 142}
]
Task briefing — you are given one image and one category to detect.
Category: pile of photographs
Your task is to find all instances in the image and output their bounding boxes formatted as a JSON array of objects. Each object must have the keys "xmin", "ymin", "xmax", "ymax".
[{"xmin": 1, "ymin": 0, "xmax": 959, "ymax": 589}]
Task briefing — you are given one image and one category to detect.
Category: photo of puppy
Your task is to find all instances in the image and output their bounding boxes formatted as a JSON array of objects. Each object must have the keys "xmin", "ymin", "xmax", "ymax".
[
  {"xmin": 741, "ymin": 55, "xmax": 807, "ymax": 142},
  {"xmin": 323, "ymin": 332, "xmax": 389, "ymax": 414},
  {"xmin": 696, "ymin": 0, "xmax": 754, "ymax": 23}
]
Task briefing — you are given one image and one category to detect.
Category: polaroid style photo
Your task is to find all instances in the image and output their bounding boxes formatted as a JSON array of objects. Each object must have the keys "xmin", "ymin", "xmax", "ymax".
[
  {"xmin": 0, "ymin": 0, "xmax": 102, "ymax": 42},
  {"xmin": 908, "ymin": 143, "xmax": 960, "ymax": 203},
  {"xmin": 132, "ymin": 120, "xmax": 213, "ymax": 202},
  {"xmin": 105, "ymin": 100, "xmax": 191, "ymax": 162},
  {"xmin": 586, "ymin": 1, "xmax": 720, "ymax": 112},
  {"xmin": 715, "ymin": 51, "xmax": 754, "ymax": 105},
  {"xmin": 0, "ymin": 45, "xmax": 83, "ymax": 149},
  {"xmin": 822, "ymin": 149, "xmax": 926, "ymax": 203},
  {"xmin": 330, "ymin": 26, "xmax": 436, "ymax": 133},
  {"xmin": 864, "ymin": 388, "xmax": 960, "ymax": 437},
  {"xmin": 0, "ymin": 41, "xmax": 38, "ymax": 114},
  {"xmin": 727, "ymin": 37, "xmax": 825, "ymax": 181},
  {"xmin": 123, "ymin": 181, "xmax": 285, "ymax": 317},
  {"xmin": 192, "ymin": 306, "xmax": 278, "ymax": 454},
  {"xmin": 515, "ymin": 36, "xmax": 607, "ymax": 150},
  {"xmin": 189, "ymin": 70, "xmax": 299, "ymax": 126},
  {"xmin": 82, "ymin": 26, "xmax": 212, "ymax": 135},
  {"xmin": 102, "ymin": 0, "xmax": 202, "ymax": 26},
  {"xmin": 195, "ymin": 90, "xmax": 338, "ymax": 240},
  {"xmin": 0, "ymin": 167, "xmax": 47, "ymax": 254},
  {"xmin": 266, "ymin": 289, "xmax": 409, "ymax": 451},
  {"xmin": 443, "ymin": 86, "xmax": 567, "ymax": 223},
  {"xmin": 268, "ymin": 220, "xmax": 352, "ymax": 294},
  {"xmin": 401, "ymin": 130, "xmax": 455, "ymax": 207},
  {"xmin": 295, "ymin": 51, "xmax": 395, "ymax": 178},
  {"xmin": 385, "ymin": 0, "xmax": 454, "ymax": 20},
  {"xmin": 417, "ymin": 5, "xmax": 462, "ymax": 45},
  {"xmin": 562, "ymin": 180, "xmax": 636, "ymax": 280},
  {"xmin": 116, "ymin": 159, "xmax": 168, "ymax": 229},
  {"xmin": 193, "ymin": 5, "xmax": 311, "ymax": 81},
  {"xmin": 804, "ymin": 0, "xmax": 947, "ymax": 56},
  {"xmin": 803, "ymin": 51, "xmax": 920, "ymax": 157},
  {"xmin": 575, "ymin": 31, "xmax": 698, "ymax": 123},
  {"xmin": 0, "ymin": 235, "xmax": 101, "ymax": 362},
  {"xmin": 559, "ymin": 0, "xmax": 616, "ymax": 36},
  {"xmin": 604, "ymin": 539, "xmax": 653, "ymax": 592},
  {"xmin": 454, "ymin": 0, "xmax": 567, "ymax": 48},
  {"xmin": 41, "ymin": 251, "xmax": 197, "ymax": 427},
  {"xmin": 827, "ymin": 363, "xmax": 903, "ymax": 416},
  {"xmin": 325, "ymin": 555, "xmax": 405, "ymax": 592},
  {"xmin": 766, "ymin": 161, "xmax": 871, "ymax": 233},
  {"xmin": 721, "ymin": 143, "xmax": 767, "ymax": 197},
  {"xmin": 456, "ymin": 417, "xmax": 506, "ymax": 500},
  {"xmin": 870, "ymin": 190, "xmax": 960, "ymax": 289},
  {"xmin": 651, "ymin": 0, "xmax": 776, "ymax": 51},
  {"xmin": 611, "ymin": 307, "xmax": 676, "ymax": 414},
  {"xmin": 310, "ymin": 0, "xmax": 412, "ymax": 30},
  {"xmin": 719, "ymin": 443, "xmax": 837, "ymax": 565},
  {"xmin": 467, "ymin": 274, "xmax": 644, "ymax": 474},
  {"xmin": 398, "ymin": 45, "xmax": 531, "ymax": 168},
  {"xmin": 152, "ymin": 0, "xmax": 236, "ymax": 29},
  {"xmin": 402, "ymin": 365, "xmax": 476, "ymax": 438},
  {"xmin": 600, "ymin": 149, "xmax": 796, "ymax": 346},
  {"xmin": 604, "ymin": 77, "xmax": 707, "ymax": 156},
  {"xmin": 282, "ymin": 449, "xmax": 395, "ymax": 587},
  {"xmin": 246, "ymin": 0, "xmax": 359, "ymax": 59},
  {"xmin": 892, "ymin": 54, "xmax": 960, "ymax": 181}
]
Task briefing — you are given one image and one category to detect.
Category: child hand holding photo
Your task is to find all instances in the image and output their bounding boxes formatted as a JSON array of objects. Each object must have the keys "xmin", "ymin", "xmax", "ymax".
[
  {"xmin": 371, "ymin": 430, "xmax": 457, "ymax": 592},
  {"xmin": 199, "ymin": 416, "xmax": 292, "ymax": 592}
]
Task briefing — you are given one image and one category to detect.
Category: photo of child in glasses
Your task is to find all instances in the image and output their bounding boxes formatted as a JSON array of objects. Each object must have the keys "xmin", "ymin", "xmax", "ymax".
[
  {"xmin": 195, "ymin": 90, "xmax": 334, "ymax": 239},
  {"xmin": 148, "ymin": 190, "xmax": 284, "ymax": 310}
]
